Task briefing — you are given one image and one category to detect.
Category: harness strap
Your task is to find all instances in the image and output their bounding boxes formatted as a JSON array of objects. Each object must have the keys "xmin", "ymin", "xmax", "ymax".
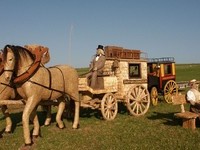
[
  {"xmin": 28, "ymin": 80, "xmax": 80, "ymax": 101},
  {"xmin": 28, "ymin": 80, "xmax": 63, "ymax": 93},
  {"xmin": 28, "ymin": 67, "xmax": 65, "ymax": 94},
  {"xmin": 28, "ymin": 70, "xmax": 79, "ymax": 102},
  {"xmin": 49, "ymin": 66, "xmax": 66, "ymax": 93},
  {"xmin": 13, "ymin": 46, "xmax": 48, "ymax": 84},
  {"xmin": 46, "ymin": 68, "xmax": 52, "ymax": 100},
  {"xmin": 46, "ymin": 68, "xmax": 52, "ymax": 88},
  {"xmin": 0, "ymin": 81, "xmax": 13, "ymax": 96},
  {"xmin": 0, "ymin": 82, "xmax": 12, "ymax": 87},
  {"xmin": 13, "ymin": 61, "xmax": 41, "ymax": 84}
]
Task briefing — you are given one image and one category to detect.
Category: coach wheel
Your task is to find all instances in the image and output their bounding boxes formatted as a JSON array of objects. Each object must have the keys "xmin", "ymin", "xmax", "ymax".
[
  {"xmin": 164, "ymin": 80, "xmax": 178, "ymax": 103},
  {"xmin": 101, "ymin": 93, "xmax": 118, "ymax": 120},
  {"xmin": 126, "ymin": 85, "xmax": 150, "ymax": 116}
]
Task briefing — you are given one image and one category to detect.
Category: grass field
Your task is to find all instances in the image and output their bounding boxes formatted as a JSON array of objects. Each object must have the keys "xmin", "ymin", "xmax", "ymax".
[
  {"xmin": 0, "ymin": 64, "xmax": 200, "ymax": 150},
  {"xmin": 176, "ymin": 64, "xmax": 200, "ymax": 81}
]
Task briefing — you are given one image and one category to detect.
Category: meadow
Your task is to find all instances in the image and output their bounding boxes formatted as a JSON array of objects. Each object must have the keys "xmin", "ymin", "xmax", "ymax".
[{"xmin": 0, "ymin": 64, "xmax": 200, "ymax": 150}]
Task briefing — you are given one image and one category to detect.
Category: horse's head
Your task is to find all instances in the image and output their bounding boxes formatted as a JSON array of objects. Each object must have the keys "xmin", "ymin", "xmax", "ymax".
[
  {"xmin": 2, "ymin": 45, "xmax": 16, "ymax": 82},
  {"xmin": 2, "ymin": 45, "xmax": 38, "ymax": 84}
]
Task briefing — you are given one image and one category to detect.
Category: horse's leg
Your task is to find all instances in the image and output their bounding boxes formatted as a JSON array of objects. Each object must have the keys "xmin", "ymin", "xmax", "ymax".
[
  {"xmin": 56, "ymin": 98, "xmax": 65, "ymax": 129},
  {"xmin": 44, "ymin": 105, "xmax": 51, "ymax": 126},
  {"xmin": 30, "ymin": 107, "xmax": 40, "ymax": 138},
  {"xmin": 22, "ymin": 98, "xmax": 40, "ymax": 145},
  {"xmin": 72, "ymin": 100, "xmax": 80, "ymax": 129},
  {"xmin": 1, "ymin": 105, "xmax": 12, "ymax": 133}
]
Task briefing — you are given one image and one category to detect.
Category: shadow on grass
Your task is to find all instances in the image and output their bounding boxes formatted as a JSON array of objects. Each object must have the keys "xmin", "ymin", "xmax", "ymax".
[
  {"xmin": 0, "ymin": 101, "xmax": 130, "ymax": 136},
  {"xmin": 78, "ymin": 102, "xmax": 128, "ymax": 120},
  {"xmin": 0, "ymin": 110, "xmax": 58, "ymax": 134},
  {"xmin": 147, "ymin": 111, "xmax": 182, "ymax": 127}
]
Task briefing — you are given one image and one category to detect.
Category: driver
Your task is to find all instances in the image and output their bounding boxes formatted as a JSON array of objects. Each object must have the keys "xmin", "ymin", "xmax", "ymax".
[{"xmin": 86, "ymin": 45, "xmax": 106, "ymax": 89}]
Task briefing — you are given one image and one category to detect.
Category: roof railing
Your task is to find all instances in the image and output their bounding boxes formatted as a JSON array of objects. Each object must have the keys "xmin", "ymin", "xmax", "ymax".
[{"xmin": 148, "ymin": 57, "xmax": 175, "ymax": 63}]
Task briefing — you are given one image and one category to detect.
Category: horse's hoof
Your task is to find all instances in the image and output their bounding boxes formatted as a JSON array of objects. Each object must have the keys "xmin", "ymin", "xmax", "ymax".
[
  {"xmin": 32, "ymin": 135, "xmax": 39, "ymax": 143},
  {"xmin": 44, "ymin": 124, "xmax": 50, "ymax": 127},
  {"xmin": 44, "ymin": 121, "xmax": 51, "ymax": 126},
  {"xmin": 56, "ymin": 123, "xmax": 65, "ymax": 129},
  {"xmin": 18, "ymin": 143, "xmax": 32, "ymax": 150},
  {"xmin": 72, "ymin": 124, "xmax": 80, "ymax": 129},
  {"xmin": 4, "ymin": 131, "xmax": 12, "ymax": 134},
  {"xmin": 32, "ymin": 135, "xmax": 39, "ymax": 138},
  {"xmin": 25, "ymin": 143, "xmax": 32, "ymax": 147}
]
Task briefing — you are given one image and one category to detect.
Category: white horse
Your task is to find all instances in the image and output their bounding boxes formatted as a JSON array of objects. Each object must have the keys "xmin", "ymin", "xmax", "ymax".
[
  {"xmin": 0, "ymin": 71, "xmax": 16, "ymax": 133},
  {"xmin": 0, "ymin": 46, "xmax": 51, "ymax": 134},
  {"xmin": 2, "ymin": 45, "xmax": 80, "ymax": 148}
]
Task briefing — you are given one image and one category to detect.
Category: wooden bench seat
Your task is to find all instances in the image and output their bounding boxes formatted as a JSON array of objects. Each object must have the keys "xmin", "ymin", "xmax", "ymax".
[
  {"xmin": 174, "ymin": 111, "xmax": 199, "ymax": 130},
  {"xmin": 172, "ymin": 94, "xmax": 199, "ymax": 130}
]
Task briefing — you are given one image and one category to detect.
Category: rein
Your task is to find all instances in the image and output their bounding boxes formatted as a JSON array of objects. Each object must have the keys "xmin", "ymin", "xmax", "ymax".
[
  {"xmin": 0, "ymin": 81, "xmax": 12, "ymax": 95},
  {"xmin": 28, "ymin": 80, "xmax": 65, "ymax": 94},
  {"xmin": 27, "ymin": 66, "xmax": 78, "ymax": 102},
  {"xmin": 28, "ymin": 79, "xmax": 78, "ymax": 102},
  {"xmin": 0, "ymin": 58, "xmax": 13, "ymax": 92},
  {"xmin": 28, "ymin": 66, "xmax": 65, "ymax": 95},
  {"xmin": 0, "ymin": 69, "xmax": 14, "ymax": 95}
]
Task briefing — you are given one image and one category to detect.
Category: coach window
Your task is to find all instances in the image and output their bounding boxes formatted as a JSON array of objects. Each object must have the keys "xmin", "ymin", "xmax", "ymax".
[
  {"xmin": 164, "ymin": 64, "xmax": 172, "ymax": 75},
  {"xmin": 129, "ymin": 64, "xmax": 141, "ymax": 78},
  {"xmin": 147, "ymin": 64, "xmax": 153, "ymax": 74}
]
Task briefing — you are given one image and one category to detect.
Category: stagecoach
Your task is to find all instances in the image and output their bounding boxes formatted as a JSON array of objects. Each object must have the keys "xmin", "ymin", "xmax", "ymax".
[
  {"xmin": 147, "ymin": 57, "xmax": 178, "ymax": 105},
  {"xmin": 78, "ymin": 46, "xmax": 150, "ymax": 120}
]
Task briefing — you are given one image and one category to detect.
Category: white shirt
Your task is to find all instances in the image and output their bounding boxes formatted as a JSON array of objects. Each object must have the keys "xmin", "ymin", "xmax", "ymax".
[
  {"xmin": 95, "ymin": 56, "xmax": 99, "ymax": 61},
  {"xmin": 187, "ymin": 90, "xmax": 196, "ymax": 102}
]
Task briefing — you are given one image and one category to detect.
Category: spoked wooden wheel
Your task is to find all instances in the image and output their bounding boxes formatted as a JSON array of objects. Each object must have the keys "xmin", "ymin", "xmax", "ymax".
[
  {"xmin": 150, "ymin": 87, "xmax": 158, "ymax": 106},
  {"xmin": 164, "ymin": 80, "xmax": 178, "ymax": 103},
  {"xmin": 101, "ymin": 93, "xmax": 118, "ymax": 120},
  {"xmin": 126, "ymin": 85, "xmax": 150, "ymax": 116}
]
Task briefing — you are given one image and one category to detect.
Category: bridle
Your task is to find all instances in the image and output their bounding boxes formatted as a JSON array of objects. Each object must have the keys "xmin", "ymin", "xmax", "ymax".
[
  {"xmin": 0, "ymin": 51, "xmax": 14, "ymax": 93},
  {"xmin": 0, "ymin": 70, "xmax": 13, "ymax": 95}
]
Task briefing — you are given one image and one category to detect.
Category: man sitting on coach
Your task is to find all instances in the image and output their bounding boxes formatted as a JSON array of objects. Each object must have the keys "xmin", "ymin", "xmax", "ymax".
[{"xmin": 86, "ymin": 45, "xmax": 106, "ymax": 89}]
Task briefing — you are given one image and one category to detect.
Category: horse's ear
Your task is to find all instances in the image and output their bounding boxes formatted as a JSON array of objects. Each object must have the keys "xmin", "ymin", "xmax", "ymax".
[
  {"xmin": 3, "ymin": 45, "xmax": 12, "ymax": 53},
  {"xmin": 6, "ymin": 46, "xmax": 12, "ymax": 52},
  {"xmin": 2, "ymin": 45, "xmax": 13, "ymax": 62}
]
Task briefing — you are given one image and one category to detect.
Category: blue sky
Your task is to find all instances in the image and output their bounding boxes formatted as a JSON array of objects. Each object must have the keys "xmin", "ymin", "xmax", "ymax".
[{"xmin": 0, "ymin": 0, "xmax": 200, "ymax": 68}]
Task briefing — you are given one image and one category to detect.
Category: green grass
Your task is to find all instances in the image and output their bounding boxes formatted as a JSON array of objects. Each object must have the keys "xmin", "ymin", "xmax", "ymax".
[
  {"xmin": 77, "ymin": 64, "xmax": 200, "ymax": 81},
  {"xmin": 77, "ymin": 67, "xmax": 89, "ymax": 76},
  {"xmin": 1, "ymin": 104, "xmax": 200, "ymax": 150},
  {"xmin": 0, "ymin": 64, "xmax": 200, "ymax": 149},
  {"xmin": 176, "ymin": 64, "xmax": 200, "ymax": 81}
]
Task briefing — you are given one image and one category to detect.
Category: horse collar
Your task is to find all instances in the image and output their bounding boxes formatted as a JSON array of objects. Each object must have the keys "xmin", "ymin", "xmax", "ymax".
[{"xmin": 13, "ymin": 61, "xmax": 41, "ymax": 84}]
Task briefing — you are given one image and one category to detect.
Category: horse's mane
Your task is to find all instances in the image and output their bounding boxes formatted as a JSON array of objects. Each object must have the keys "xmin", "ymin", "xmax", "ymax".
[
  {"xmin": 3, "ymin": 45, "xmax": 35, "ymax": 65},
  {"xmin": 3, "ymin": 45, "xmax": 35, "ymax": 78}
]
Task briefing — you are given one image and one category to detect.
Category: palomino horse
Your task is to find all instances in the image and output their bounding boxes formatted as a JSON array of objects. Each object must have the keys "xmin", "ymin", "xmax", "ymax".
[
  {"xmin": 2, "ymin": 45, "xmax": 80, "ymax": 147},
  {"xmin": 0, "ymin": 46, "xmax": 51, "ymax": 134},
  {"xmin": 0, "ymin": 52, "xmax": 16, "ymax": 133}
]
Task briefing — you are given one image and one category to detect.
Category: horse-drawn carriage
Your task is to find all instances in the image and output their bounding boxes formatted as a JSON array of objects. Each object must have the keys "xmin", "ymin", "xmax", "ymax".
[
  {"xmin": 147, "ymin": 57, "xmax": 178, "ymax": 105},
  {"xmin": 78, "ymin": 46, "xmax": 150, "ymax": 120},
  {"xmin": 0, "ymin": 45, "xmax": 151, "ymax": 148}
]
